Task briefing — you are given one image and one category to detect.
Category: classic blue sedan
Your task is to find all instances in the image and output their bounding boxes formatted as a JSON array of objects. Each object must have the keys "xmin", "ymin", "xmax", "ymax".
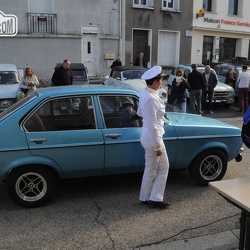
[{"xmin": 0, "ymin": 85, "xmax": 243, "ymax": 207}]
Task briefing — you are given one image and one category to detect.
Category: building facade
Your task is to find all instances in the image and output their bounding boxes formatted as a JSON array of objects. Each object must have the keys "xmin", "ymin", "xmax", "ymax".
[
  {"xmin": 0, "ymin": 0, "xmax": 250, "ymax": 80},
  {"xmin": 0, "ymin": 0, "xmax": 125, "ymax": 80},
  {"xmin": 193, "ymin": 0, "xmax": 250, "ymax": 66},
  {"xmin": 124, "ymin": 0, "xmax": 193, "ymax": 69}
]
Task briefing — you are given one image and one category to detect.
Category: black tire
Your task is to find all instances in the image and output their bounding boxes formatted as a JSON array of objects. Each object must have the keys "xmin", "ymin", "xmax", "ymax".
[
  {"xmin": 7, "ymin": 166, "xmax": 56, "ymax": 208},
  {"xmin": 188, "ymin": 149, "xmax": 227, "ymax": 186}
]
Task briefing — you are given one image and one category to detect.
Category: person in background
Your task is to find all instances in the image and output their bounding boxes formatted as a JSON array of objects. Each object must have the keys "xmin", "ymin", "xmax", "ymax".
[
  {"xmin": 110, "ymin": 56, "xmax": 122, "ymax": 76},
  {"xmin": 137, "ymin": 65, "xmax": 170, "ymax": 209},
  {"xmin": 134, "ymin": 52, "xmax": 147, "ymax": 68},
  {"xmin": 51, "ymin": 59, "xmax": 73, "ymax": 86},
  {"xmin": 202, "ymin": 65, "xmax": 218, "ymax": 114},
  {"xmin": 237, "ymin": 65, "xmax": 250, "ymax": 114},
  {"xmin": 187, "ymin": 64, "xmax": 204, "ymax": 115},
  {"xmin": 120, "ymin": 100, "xmax": 140, "ymax": 127},
  {"xmin": 171, "ymin": 69, "xmax": 190, "ymax": 113},
  {"xmin": 225, "ymin": 68, "xmax": 236, "ymax": 89},
  {"xmin": 20, "ymin": 67, "xmax": 39, "ymax": 95}
]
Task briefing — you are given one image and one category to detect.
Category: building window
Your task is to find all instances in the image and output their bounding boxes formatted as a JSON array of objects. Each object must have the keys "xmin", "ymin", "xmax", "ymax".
[
  {"xmin": 228, "ymin": 0, "xmax": 238, "ymax": 15},
  {"xmin": 203, "ymin": 0, "xmax": 212, "ymax": 12},
  {"xmin": 27, "ymin": 13, "xmax": 57, "ymax": 34},
  {"xmin": 219, "ymin": 37, "xmax": 236, "ymax": 62},
  {"xmin": 134, "ymin": 0, "xmax": 146, "ymax": 5},
  {"xmin": 133, "ymin": 0, "xmax": 154, "ymax": 8},
  {"xmin": 162, "ymin": 0, "xmax": 180, "ymax": 11}
]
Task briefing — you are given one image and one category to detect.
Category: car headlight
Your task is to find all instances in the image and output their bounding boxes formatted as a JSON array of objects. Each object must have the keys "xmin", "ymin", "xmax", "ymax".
[
  {"xmin": 161, "ymin": 92, "xmax": 167, "ymax": 98},
  {"xmin": 17, "ymin": 92, "xmax": 25, "ymax": 100}
]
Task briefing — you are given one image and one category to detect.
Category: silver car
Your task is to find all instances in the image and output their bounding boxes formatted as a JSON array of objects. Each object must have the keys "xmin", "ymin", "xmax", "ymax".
[
  {"xmin": 0, "ymin": 64, "xmax": 25, "ymax": 112},
  {"xmin": 104, "ymin": 66, "xmax": 168, "ymax": 104},
  {"xmin": 167, "ymin": 64, "xmax": 235, "ymax": 106}
]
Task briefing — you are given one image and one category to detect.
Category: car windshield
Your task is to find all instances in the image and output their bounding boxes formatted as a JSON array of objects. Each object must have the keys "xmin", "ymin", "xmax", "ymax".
[
  {"xmin": 0, "ymin": 71, "xmax": 20, "ymax": 84},
  {"xmin": 0, "ymin": 92, "xmax": 37, "ymax": 121},
  {"xmin": 122, "ymin": 70, "xmax": 145, "ymax": 80},
  {"xmin": 71, "ymin": 69, "xmax": 87, "ymax": 79}
]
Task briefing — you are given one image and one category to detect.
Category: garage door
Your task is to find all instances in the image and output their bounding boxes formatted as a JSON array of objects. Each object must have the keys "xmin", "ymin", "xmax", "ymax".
[{"xmin": 158, "ymin": 31, "xmax": 179, "ymax": 66}]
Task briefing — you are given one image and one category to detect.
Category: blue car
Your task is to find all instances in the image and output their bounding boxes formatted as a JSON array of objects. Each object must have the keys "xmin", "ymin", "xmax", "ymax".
[{"xmin": 0, "ymin": 85, "xmax": 243, "ymax": 207}]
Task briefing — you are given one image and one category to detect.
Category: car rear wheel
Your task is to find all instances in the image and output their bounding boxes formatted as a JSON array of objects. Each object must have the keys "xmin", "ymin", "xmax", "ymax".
[
  {"xmin": 7, "ymin": 166, "xmax": 56, "ymax": 208},
  {"xmin": 188, "ymin": 149, "xmax": 227, "ymax": 186}
]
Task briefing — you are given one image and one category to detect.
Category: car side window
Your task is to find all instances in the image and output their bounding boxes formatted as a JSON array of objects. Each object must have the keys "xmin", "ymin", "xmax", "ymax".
[
  {"xmin": 113, "ymin": 71, "xmax": 121, "ymax": 80},
  {"xmin": 184, "ymin": 69, "xmax": 190, "ymax": 79},
  {"xmin": 170, "ymin": 67, "xmax": 176, "ymax": 76},
  {"xmin": 24, "ymin": 96, "xmax": 96, "ymax": 132},
  {"xmin": 221, "ymin": 66, "xmax": 228, "ymax": 77},
  {"xmin": 98, "ymin": 95, "xmax": 141, "ymax": 128}
]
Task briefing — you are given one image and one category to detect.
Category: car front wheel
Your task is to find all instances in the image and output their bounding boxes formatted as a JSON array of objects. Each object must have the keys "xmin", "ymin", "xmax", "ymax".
[
  {"xmin": 188, "ymin": 149, "xmax": 227, "ymax": 186},
  {"xmin": 7, "ymin": 166, "xmax": 56, "ymax": 208}
]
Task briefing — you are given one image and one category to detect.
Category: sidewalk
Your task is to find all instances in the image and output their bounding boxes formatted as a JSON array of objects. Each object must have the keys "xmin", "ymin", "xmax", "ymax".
[{"xmin": 140, "ymin": 229, "xmax": 240, "ymax": 250}]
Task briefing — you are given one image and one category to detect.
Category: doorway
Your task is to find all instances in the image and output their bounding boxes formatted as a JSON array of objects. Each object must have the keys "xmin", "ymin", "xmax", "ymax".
[
  {"xmin": 133, "ymin": 30, "xmax": 149, "ymax": 66},
  {"xmin": 202, "ymin": 36, "xmax": 213, "ymax": 65},
  {"xmin": 82, "ymin": 34, "xmax": 99, "ymax": 77}
]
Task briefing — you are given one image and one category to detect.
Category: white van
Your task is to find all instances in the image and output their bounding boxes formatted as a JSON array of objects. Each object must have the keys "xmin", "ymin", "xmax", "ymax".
[{"xmin": 0, "ymin": 64, "xmax": 25, "ymax": 112}]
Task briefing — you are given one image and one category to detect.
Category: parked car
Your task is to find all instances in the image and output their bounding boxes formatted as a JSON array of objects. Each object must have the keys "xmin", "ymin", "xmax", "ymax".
[
  {"xmin": 214, "ymin": 63, "xmax": 250, "ymax": 97},
  {"xmin": 55, "ymin": 63, "xmax": 89, "ymax": 85},
  {"xmin": 214, "ymin": 63, "xmax": 250, "ymax": 84},
  {"xmin": 104, "ymin": 66, "xmax": 168, "ymax": 104},
  {"xmin": 0, "ymin": 64, "xmax": 25, "ymax": 112},
  {"xmin": 167, "ymin": 64, "xmax": 235, "ymax": 106},
  {"xmin": 0, "ymin": 85, "xmax": 243, "ymax": 207}
]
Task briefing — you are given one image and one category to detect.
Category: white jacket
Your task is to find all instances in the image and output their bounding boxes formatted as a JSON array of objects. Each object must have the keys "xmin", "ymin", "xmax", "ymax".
[{"xmin": 137, "ymin": 87, "xmax": 165, "ymax": 149}]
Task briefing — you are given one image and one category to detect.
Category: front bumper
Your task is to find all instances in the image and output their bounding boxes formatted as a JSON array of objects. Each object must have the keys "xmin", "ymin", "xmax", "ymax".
[{"xmin": 235, "ymin": 147, "xmax": 244, "ymax": 162}]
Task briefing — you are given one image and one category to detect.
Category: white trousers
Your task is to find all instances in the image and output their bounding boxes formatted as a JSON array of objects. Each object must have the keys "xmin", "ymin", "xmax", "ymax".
[{"xmin": 139, "ymin": 141, "xmax": 169, "ymax": 202}]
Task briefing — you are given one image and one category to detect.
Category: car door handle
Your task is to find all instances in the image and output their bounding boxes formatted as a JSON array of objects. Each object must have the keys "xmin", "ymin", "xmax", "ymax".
[
  {"xmin": 30, "ymin": 138, "xmax": 47, "ymax": 144},
  {"xmin": 105, "ymin": 134, "xmax": 122, "ymax": 139}
]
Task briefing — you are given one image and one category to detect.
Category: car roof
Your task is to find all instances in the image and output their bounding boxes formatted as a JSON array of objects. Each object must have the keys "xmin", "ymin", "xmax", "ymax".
[
  {"xmin": 113, "ymin": 66, "xmax": 146, "ymax": 71},
  {"xmin": 36, "ymin": 85, "xmax": 140, "ymax": 97},
  {"xmin": 174, "ymin": 63, "xmax": 205, "ymax": 68},
  {"xmin": 56, "ymin": 63, "xmax": 86, "ymax": 69},
  {"xmin": 0, "ymin": 64, "xmax": 18, "ymax": 71},
  {"xmin": 215, "ymin": 63, "xmax": 250, "ymax": 69}
]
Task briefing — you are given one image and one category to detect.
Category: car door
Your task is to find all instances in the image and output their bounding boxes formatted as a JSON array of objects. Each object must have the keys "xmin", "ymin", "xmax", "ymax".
[
  {"xmin": 24, "ymin": 95, "xmax": 105, "ymax": 178},
  {"xmin": 97, "ymin": 94, "xmax": 145, "ymax": 175}
]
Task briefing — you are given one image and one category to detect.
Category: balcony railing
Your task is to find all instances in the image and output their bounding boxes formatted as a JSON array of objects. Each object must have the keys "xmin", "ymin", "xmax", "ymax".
[{"xmin": 27, "ymin": 13, "xmax": 57, "ymax": 34}]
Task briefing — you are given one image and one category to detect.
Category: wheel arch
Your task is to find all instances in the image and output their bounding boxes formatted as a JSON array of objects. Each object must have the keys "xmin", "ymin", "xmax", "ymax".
[
  {"xmin": 188, "ymin": 146, "xmax": 228, "ymax": 170},
  {"xmin": 2, "ymin": 156, "xmax": 63, "ymax": 182}
]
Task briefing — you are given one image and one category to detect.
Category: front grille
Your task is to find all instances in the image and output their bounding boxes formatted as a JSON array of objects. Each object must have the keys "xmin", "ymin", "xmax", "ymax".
[{"xmin": 214, "ymin": 91, "xmax": 230, "ymax": 98}]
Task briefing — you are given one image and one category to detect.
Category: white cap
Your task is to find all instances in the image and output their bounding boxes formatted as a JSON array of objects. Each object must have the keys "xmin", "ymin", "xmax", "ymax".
[{"xmin": 141, "ymin": 65, "xmax": 162, "ymax": 80}]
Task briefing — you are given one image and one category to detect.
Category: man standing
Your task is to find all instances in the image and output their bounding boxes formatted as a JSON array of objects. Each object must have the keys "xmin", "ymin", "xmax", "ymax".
[
  {"xmin": 51, "ymin": 59, "xmax": 73, "ymax": 86},
  {"xmin": 134, "ymin": 52, "xmax": 147, "ymax": 68},
  {"xmin": 110, "ymin": 56, "xmax": 122, "ymax": 76},
  {"xmin": 137, "ymin": 65, "xmax": 170, "ymax": 209},
  {"xmin": 237, "ymin": 65, "xmax": 250, "ymax": 114},
  {"xmin": 202, "ymin": 65, "xmax": 218, "ymax": 114},
  {"xmin": 187, "ymin": 64, "xmax": 204, "ymax": 115}
]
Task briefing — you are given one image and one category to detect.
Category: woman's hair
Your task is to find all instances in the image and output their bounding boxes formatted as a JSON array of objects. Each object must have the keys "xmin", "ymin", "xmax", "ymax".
[
  {"xmin": 25, "ymin": 67, "xmax": 32, "ymax": 75},
  {"xmin": 176, "ymin": 69, "xmax": 183, "ymax": 75}
]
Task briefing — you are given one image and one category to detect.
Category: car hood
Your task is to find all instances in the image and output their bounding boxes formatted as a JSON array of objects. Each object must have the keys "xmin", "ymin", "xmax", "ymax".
[
  {"xmin": 125, "ymin": 79, "xmax": 146, "ymax": 93},
  {"xmin": 215, "ymin": 81, "xmax": 234, "ymax": 91},
  {"xmin": 0, "ymin": 84, "xmax": 19, "ymax": 98},
  {"xmin": 166, "ymin": 112, "xmax": 241, "ymax": 135}
]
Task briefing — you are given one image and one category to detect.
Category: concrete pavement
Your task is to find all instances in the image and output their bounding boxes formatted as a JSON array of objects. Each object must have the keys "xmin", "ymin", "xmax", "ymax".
[{"xmin": 139, "ymin": 229, "xmax": 240, "ymax": 250}]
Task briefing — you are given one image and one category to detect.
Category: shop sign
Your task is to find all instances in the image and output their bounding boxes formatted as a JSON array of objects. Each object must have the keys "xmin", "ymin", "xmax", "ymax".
[
  {"xmin": 203, "ymin": 17, "xmax": 250, "ymax": 28},
  {"xmin": 0, "ymin": 10, "xmax": 18, "ymax": 36}
]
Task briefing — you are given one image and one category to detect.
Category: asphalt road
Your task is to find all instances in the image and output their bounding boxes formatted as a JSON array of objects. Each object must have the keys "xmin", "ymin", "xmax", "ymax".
[{"xmin": 0, "ymin": 102, "xmax": 249, "ymax": 250}]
